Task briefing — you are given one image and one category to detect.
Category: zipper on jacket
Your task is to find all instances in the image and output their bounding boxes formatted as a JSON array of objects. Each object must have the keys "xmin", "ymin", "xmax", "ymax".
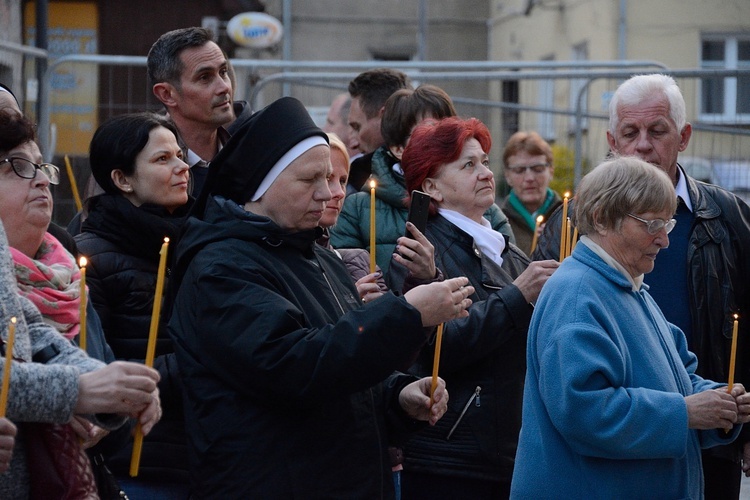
[
  {"xmin": 446, "ymin": 385, "xmax": 481, "ymax": 441},
  {"xmin": 320, "ymin": 268, "xmax": 346, "ymax": 316}
]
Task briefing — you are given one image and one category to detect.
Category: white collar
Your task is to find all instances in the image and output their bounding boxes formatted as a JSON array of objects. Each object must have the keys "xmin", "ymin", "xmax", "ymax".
[
  {"xmin": 438, "ymin": 208, "xmax": 505, "ymax": 267},
  {"xmin": 675, "ymin": 165, "xmax": 693, "ymax": 212}
]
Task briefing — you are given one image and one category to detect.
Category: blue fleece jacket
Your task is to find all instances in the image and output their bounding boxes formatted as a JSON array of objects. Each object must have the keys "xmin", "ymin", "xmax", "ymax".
[{"xmin": 511, "ymin": 242, "xmax": 740, "ymax": 500}]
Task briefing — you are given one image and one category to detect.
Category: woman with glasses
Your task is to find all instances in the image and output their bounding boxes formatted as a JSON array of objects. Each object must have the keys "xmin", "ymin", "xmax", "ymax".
[
  {"xmin": 0, "ymin": 109, "xmax": 162, "ymax": 499},
  {"xmin": 74, "ymin": 112, "xmax": 191, "ymax": 497},
  {"xmin": 500, "ymin": 131, "xmax": 561, "ymax": 255},
  {"xmin": 511, "ymin": 156, "xmax": 750, "ymax": 498}
]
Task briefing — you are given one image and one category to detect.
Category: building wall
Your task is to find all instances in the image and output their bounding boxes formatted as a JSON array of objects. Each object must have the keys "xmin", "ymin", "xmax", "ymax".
[
  {"xmin": 488, "ymin": 0, "xmax": 750, "ymax": 184},
  {"xmin": 0, "ymin": 0, "xmax": 24, "ymax": 101}
]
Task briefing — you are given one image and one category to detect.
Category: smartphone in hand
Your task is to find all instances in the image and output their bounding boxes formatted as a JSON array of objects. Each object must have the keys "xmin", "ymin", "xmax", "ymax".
[{"xmin": 404, "ymin": 190, "xmax": 431, "ymax": 239}]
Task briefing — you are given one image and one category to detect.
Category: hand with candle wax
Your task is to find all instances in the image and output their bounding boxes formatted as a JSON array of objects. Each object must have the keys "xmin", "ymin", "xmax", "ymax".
[
  {"xmin": 398, "ymin": 376, "xmax": 449, "ymax": 426},
  {"xmin": 404, "ymin": 276, "xmax": 474, "ymax": 327},
  {"xmin": 76, "ymin": 361, "xmax": 162, "ymax": 434}
]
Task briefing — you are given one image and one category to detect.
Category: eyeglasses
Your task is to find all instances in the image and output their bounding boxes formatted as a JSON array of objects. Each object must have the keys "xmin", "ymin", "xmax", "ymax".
[
  {"xmin": 506, "ymin": 163, "xmax": 550, "ymax": 176},
  {"xmin": 626, "ymin": 213, "xmax": 677, "ymax": 235},
  {"xmin": 0, "ymin": 157, "xmax": 60, "ymax": 185}
]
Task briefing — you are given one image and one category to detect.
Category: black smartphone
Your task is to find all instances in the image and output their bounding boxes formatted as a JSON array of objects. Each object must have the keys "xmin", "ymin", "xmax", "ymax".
[{"xmin": 404, "ymin": 190, "xmax": 431, "ymax": 239}]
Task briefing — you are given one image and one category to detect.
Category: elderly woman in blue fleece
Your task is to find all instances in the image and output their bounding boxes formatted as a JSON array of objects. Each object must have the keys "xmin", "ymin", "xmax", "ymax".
[{"xmin": 511, "ymin": 156, "xmax": 750, "ymax": 499}]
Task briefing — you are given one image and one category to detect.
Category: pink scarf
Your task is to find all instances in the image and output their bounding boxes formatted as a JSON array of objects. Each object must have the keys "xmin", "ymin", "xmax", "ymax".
[{"xmin": 10, "ymin": 233, "xmax": 83, "ymax": 340}]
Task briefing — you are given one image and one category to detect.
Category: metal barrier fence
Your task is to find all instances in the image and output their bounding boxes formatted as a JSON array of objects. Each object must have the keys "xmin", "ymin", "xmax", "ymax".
[{"xmin": 1, "ymin": 48, "xmax": 749, "ymax": 223}]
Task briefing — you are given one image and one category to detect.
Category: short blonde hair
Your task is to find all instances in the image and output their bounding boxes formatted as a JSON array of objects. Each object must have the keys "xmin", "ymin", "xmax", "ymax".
[
  {"xmin": 574, "ymin": 156, "xmax": 677, "ymax": 235},
  {"xmin": 327, "ymin": 132, "xmax": 350, "ymax": 166}
]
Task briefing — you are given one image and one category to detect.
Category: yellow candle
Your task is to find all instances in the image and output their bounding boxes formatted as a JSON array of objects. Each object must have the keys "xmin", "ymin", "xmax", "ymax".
[
  {"xmin": 429, "ymin": 323, "xmax": 444, "ymax": 407},
  {"xmin": 130, "ymin": 237, "xmax": 170, "ymax": 477},
  {"xmin": 565, "ymin": 218, "xmax": 572, "ymax": 259},
  {"xmin": 559, "ymin": 192, "xmax": 570, "ymax": 262},
  {"xmin": 64, "ymin": 155, "xmax": 83, "ymax": 212},
  {"xmin": 571, "ymin": 226, "xmax": 579, "ymax": 252},
  {"xmin": 78, "ymin": 257, "xmax": 87, "ymax": 352},
  {"xmin": 727, "ymin": 314, "xmax": 739, "ymax": 392},
  {"xmin": 530, "ymin": 215, "xmax": 544, "ymax": 254},
  {"xmin": 369, "ymin": 180, "xmax": 377, "ymax": 274},
  {"xmin": 0, "ymin": 318, "xmax": 16, "ymax": 418}
]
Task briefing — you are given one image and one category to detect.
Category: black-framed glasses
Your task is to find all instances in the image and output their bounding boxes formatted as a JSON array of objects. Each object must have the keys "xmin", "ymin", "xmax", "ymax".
[
  {"xmin": 506, "ymin": 163, "xmax": 550, "ymax": 176},
  {"xmin": 0, "ymin": 157, "xmax": 60, "ymax": 185},
  {"xmin": 626, "ymin": 213, "xmax": 677, "ymax": 235}
]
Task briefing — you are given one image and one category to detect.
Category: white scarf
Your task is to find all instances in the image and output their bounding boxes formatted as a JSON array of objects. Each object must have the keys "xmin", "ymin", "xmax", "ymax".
[{"xmin": 438, "ymin": 208, "xmax": 505, "ymax": 267}]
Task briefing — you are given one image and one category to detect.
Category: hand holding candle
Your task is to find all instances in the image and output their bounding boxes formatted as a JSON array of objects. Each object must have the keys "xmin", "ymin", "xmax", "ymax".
[
  {"xmin": 0, "ymin": 318, "xmax": 16, "ymax": 418},
  {"xmin": 78, "ymin": 257, "xmax": 87, "ymax": 352},
  {"xmin": 130, "ymin": 237, "xmax": 169, "ymax": 477},
  {"xmin": 369, "ymin": 180, "xmax": 377, "ymax": 274}
]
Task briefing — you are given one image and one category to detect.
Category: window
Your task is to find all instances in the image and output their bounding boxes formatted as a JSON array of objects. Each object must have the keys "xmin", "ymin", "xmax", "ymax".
[{"xmin": 700, "ymin": 35, "xmax": 750, "ymax": 122}]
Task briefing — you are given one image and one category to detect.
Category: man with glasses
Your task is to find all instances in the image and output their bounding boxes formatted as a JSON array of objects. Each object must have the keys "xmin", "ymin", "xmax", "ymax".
[
  {"xmin": 533, "ymin": 73, "xmax": 750, "ymax": 499},
  {"xmin": 500, "ymin": 130, "xmax": 562, "ymax": 255}
]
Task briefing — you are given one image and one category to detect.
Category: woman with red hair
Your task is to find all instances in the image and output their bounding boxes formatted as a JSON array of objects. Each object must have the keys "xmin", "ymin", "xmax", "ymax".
[{"xmin": 391, "ymin": 117, "xmax": 559, "ymax": 499}]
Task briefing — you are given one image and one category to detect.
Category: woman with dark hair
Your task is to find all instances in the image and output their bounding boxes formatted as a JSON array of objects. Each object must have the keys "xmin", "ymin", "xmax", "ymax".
[
  {"xmin": 75, "ymin": 112, "xmax": 191, "ymax": 496},
  {"xmin": 0, "ymin": 111, "xmax": 161, "ymax": 498},
  {"xmin": 390, "ymin": 117, "xmax": 559, "ymax": 499}
]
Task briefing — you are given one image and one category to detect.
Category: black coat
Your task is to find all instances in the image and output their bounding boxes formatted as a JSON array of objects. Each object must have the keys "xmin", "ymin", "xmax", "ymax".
[
  {"xmin": 390, "ymin": 215, "xmax": 533, "ymax": 483},
  {"xmin": 168, "ymin": 196, "xmax": 430, "ymax": 499},
  {"xmin": 74, "ymin": 193, "xmax": 191, "ymax": 482},
  {"xmin": 532, "ymin": 171, "xmax": 750, "ymax": 461}
]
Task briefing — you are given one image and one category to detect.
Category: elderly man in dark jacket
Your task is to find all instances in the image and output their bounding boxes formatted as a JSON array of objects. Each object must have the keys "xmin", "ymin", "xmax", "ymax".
[{"xmin": 533, "ymin": 73, "xmax": 750, "ymax": 499}]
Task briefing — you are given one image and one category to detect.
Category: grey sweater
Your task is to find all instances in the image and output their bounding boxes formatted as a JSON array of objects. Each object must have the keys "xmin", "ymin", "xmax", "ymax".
[{"xmin": 0, "ymin": 221, "xmax": 126, "ymax": 499}]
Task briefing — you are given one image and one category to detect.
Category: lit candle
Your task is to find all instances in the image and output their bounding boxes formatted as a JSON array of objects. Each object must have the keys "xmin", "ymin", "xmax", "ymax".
[
  {"xmin": 429, "ymin": 323, "xmax": 444, "ymax": 407},
  {"xmin": 369, "ymin": 180, "xmax": 377, "ymax": 274},
  {"xmin": 727, "ymin": 314, "xmax": 740, "ymax": 392},
  {"xmin": 0, "ymin": 318, "xmax": 16, "ymax": 418},
  {"xmin": 559, "ymin": 192, "xmax": 570, "ymax": 262},
  {"xmin": 78, "ymin": 257, "xmax": 87, "ymax": 352},
  {"xmin": 130, "ymin": 237, "xmax": 170, "ymax": 477},
  {"xmin": 530, "ymin": 215, "xmax": 544, "ymax": 254},
  {"xmin": 565, "ymin": 218, "xmax": 572, "ymax": 258}
]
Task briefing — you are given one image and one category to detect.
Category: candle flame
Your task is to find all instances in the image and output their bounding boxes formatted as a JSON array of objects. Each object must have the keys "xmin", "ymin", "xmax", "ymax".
[
  {"xmin": 735, "ymin": 313, "xmax": 739, "ymax": 320},
  {"xmin": 536, "ymin": 215, "xmax": 544, "ymax": 223},
  {"xmin": 10, "ymin": 317, "xmax": 16, "ymax": 325},
  {"xmin": 79, "ymin": 256, "xmax": 87, "ymax": 267},
  {"xmin": 164, "ymin": 237, "xmax": 170, "ymax": 243},
  {"xmin": 370, "ymin": 180, "xmax": 377, "ymax": 189},
  {"xmin": 564, "ymin": 191, "xmax": 571, "ymax": 199}
]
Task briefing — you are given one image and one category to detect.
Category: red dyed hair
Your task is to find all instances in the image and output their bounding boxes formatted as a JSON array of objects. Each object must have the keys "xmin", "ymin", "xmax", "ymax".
[{"xmin": 402, "ymin": 117, "xmax": 492, "ymax": 213}]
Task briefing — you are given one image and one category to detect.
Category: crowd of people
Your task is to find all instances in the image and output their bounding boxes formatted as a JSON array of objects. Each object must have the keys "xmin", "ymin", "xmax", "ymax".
[{"xmin": 0, "ymin": 25, "xmax": 749, "ymax": 500}]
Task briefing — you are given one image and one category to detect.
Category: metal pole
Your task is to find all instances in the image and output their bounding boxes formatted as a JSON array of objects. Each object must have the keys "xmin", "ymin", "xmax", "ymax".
[
  {"xmin": 282, "ymin": 0, "xmax": 292, "ymax": 96},
  {"xmin": 417, "ymin": 0, "xmax": 427, "ymax": 61},
  {"xmin": 35, "ymin": 0, "xmax": 48, "ymax": 150}
]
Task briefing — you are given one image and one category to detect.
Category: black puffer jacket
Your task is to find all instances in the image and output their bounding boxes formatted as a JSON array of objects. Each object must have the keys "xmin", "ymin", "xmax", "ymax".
[
  {"xmin": 168, "ymin": 196, "xmax": 430, "ymax": 499},
  {"xmin": 532, "ymin": 170, "xmax": 750, "ymax": 461},
  {"xmin": 390, "ymin": 215, "xmax": 533, "ymax": 483},
  {"xmin": 74, "ymin": 193, "xmax": 191, "ymax": 482}
]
